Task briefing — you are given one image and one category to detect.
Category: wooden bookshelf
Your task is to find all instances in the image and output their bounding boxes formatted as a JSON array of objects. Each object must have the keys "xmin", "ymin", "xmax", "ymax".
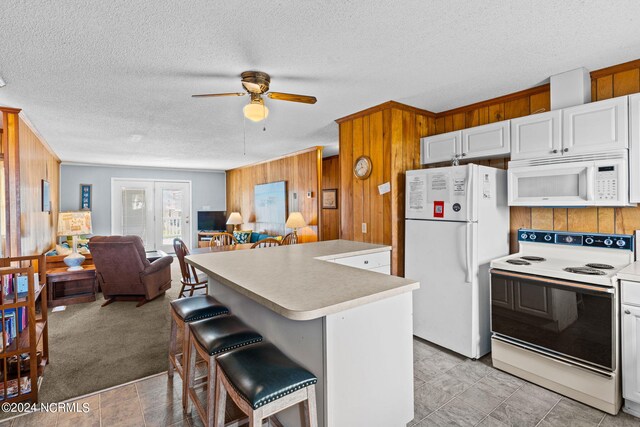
[{"xmin": 0, "ymin": 254, "xmax": 48, "ymax": 403}]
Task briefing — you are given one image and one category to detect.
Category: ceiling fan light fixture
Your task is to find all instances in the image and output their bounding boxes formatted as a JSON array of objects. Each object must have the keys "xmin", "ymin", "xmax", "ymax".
[{"xmin": 243, "ymin": 99, "xmax": 269, "ymax": 122}]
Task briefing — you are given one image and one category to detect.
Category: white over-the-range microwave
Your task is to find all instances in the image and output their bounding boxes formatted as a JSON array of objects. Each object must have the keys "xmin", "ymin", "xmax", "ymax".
[{"xmin": 508, "ymin": 150, "xmax": 635, "ymax": 206}]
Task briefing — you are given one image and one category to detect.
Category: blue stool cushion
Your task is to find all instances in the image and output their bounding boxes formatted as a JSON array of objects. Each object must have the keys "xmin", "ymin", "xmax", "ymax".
[
  {"xmin": 217, "ymin": 342, "xmax": 317, "ymax": 410},
  {"xmin": 190, "ymin": 315, "xmax": 262, "ymax": 356},
  {"xmin": 170, "ymin": 295, "xmax": 229, "ymax": 322}
]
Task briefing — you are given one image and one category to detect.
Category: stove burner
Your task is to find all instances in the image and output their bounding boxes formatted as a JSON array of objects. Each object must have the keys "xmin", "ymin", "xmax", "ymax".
[
  {"xmin": 521, "ymin": 256, "xmax": 546, "ymax": 262},
  {"xmin": 585, "ymin": 263, "xmax": 614, "ymax": 270},
  {"xmin": 563, "ymin": 267, "xmax": 606, "ymax": 275},
  {"xmin": 507, "ymin": 259, "xmax": 531, "ymax": 265}
]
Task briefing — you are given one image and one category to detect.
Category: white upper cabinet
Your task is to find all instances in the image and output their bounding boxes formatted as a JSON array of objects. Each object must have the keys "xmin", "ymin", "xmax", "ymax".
[
  {"xmin": 461, "ymin": 121, "xmax": 511, "ymax": 159},
  {"xmin": 421, "ymin": 131, "xmax": 461, "ymax": 164},
  {"xmin": 562, "ymin": 96, "xmax": 628, "ymax": 155},
  {"xmin": 510, "ymin": 111, "xmax": 562, "ymax": 161},
  {"xmin": 629, "ymin": 93, "xmax": 640, "ymax": 203}
]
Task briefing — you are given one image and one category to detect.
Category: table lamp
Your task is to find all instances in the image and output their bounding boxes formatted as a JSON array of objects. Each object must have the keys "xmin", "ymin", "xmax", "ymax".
[
  {"xmin": 57, "ymin": 211, "xmax": 92, "ymax": 271},
  {"xmin": 226, "ymin": 212, "xmax": 243, "ymax": 231},
  {"xmin": 285, "ymin": 212, "xmax": 306, "ymax": 244}
]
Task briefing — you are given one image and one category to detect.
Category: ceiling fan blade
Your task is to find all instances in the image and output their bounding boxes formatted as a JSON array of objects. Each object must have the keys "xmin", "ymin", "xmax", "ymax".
[
  {"xmin": 267, "ymin": 92, "xmax": 317, "ymax": 104},
  {"xmin": 191, "ymin": 92, "xmax": 245, "ymax": 98}
]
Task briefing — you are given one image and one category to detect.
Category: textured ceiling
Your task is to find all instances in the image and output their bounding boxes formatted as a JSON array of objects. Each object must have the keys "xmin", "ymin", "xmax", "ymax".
[{"xmin": 1, "ymin": 1, "xmax": 640, "ymax": 170}]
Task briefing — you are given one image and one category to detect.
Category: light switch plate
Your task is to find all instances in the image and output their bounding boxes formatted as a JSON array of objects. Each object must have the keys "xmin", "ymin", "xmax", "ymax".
[{"xmin": 362, "ymin": 223, "xmax": 367, "ymax": 233}]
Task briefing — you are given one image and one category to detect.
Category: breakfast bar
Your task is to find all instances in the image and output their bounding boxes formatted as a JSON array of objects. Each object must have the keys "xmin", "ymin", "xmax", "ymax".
[{"xmin": 186, "ymin": 240, "xmax": 419, "ymax": 427}]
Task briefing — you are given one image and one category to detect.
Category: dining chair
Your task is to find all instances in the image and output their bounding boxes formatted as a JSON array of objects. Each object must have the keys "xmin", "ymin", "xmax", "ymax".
[
  {"xmin": 174, "ymin": 238, "xmax": 209, "ymax": 297},
  {"xmin": 250, "ymin": 238, "xmax": 282, "ymax": 249},
  {"xmin": 281, "ymin": 233, "xmax": 297, "ymax": 245},
  {"xmin": 209, "ymin": 232, "xmax": 238, "ymax": 247}
]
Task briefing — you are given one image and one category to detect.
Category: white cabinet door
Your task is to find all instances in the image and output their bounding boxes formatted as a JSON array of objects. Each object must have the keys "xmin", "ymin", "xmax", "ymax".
[
  {"xmin": 420, "ymin": 131, "xmax": 461, "ymax": 164},
  {"xmin": 562, "ymin": 96, "xmax": 628, "ymax": 155},
  {"xmin": 511, "ymin": 111, "xmax": 562, "ymax": 160},
  {"xmin": 629, "ymin": 93, "xmax": 640, "ymax": 203},
  {"xmin": 461, "ymin": 121, "xmax": 510, "ymax": 159},
  {"xmin": 623, "ymin": 304, "xmax": 640, "ymax": 403}
]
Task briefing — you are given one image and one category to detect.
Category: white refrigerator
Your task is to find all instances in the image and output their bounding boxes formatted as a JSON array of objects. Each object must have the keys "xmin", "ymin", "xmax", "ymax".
[{"xmin": 405, "ymin": 164, "xmax": 509, "ymax": 358}]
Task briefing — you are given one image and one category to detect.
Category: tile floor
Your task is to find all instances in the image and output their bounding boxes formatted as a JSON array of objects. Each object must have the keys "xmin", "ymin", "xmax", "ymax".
[
  {"xmin": 410, "ymin": 337, "xmax": 639, "ymax": 426},
  {"xmin": 1, "ymin": 337, "xmax": 639, "ymax": 426}
]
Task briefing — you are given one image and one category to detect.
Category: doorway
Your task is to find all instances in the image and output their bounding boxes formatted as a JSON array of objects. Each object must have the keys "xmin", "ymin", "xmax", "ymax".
[{"xmin": 111, "ymin": 179, "xmax": 191, "ymax": 252}]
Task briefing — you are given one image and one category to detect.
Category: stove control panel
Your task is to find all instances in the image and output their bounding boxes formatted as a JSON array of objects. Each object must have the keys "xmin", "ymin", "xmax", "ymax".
[{"xmin": 518, "ymin": 229, "xmax": 634, "ymax": 251}]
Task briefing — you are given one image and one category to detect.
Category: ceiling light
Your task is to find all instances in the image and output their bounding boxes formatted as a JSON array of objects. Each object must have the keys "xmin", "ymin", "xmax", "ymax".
[
  {"xmin": 0, "ymin": 75, "xmax": 5, "ymax": 88},
  {"xmin": 243, "ymin": 99, "xmax": 269, "ymax": 122}
]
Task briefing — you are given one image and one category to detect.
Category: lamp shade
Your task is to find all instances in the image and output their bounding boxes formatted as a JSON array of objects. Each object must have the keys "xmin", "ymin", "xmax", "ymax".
[
  {"xmin": 285, "ymin": 212, "xmax": 306, "ymax": 229},
  {"xmin": 226, "ymin": 212, "xmax": 243, "ymax": 225},
  {"xmin": 57, "ymin": 211, "xmax": 92, "ymax": 236},
  {"xmin": 243, "ymin": 101, "xmax": 269, "ymax": 122}
]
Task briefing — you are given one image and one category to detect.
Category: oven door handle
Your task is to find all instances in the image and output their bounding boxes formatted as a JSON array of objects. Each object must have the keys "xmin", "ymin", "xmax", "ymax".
[{"xmin": 490, "ymin": 269, "xmax": 614, "ymax": 295}]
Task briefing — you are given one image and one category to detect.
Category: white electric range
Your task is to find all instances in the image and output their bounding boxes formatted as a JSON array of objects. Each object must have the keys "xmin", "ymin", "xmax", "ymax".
[{"xmin": 490, "ymin": 229, "xmax": 635, "ymax": 415}]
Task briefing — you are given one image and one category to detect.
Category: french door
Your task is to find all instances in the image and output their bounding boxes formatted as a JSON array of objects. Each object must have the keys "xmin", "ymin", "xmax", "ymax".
[{"xmin": 111, "ymin": 179, "xmax": 191, "ymax": 252}]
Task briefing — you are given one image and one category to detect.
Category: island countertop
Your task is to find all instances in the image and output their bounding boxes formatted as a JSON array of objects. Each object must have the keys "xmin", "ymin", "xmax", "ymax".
[{"xmin": 186, "ymin": 239, "xmax": 419, "ymax": 321}]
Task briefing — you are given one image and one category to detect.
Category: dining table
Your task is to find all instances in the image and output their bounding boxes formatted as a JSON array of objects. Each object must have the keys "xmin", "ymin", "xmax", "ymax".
[{"xmin": 189, "ymin": 242, "xmax": 253, "ymax": 254}]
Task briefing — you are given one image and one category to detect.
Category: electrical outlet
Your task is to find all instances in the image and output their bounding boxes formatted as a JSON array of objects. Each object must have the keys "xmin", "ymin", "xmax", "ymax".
[
  {"xmin": 307, "ymin": 191, "xmax": 313, "ymax": 198},
  {"xmin": 362, "ymin": 223, "xmax": 367, "ymax": 233}
]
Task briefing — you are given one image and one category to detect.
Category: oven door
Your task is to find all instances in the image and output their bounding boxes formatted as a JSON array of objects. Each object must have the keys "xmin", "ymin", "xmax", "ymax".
[
  {"xmin": 508, "ymin": 161, "xmax": 594, "ymax": 206},
  {"xmin": 490, "ymin": 269, "xmax": 616, "ymax": 372}
]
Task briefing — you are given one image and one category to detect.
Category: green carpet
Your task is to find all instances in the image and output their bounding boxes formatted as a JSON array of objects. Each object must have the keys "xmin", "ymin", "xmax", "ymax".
[{"xmin": 2, "ymin": 262, "xmax": 190, "ymax": 416}]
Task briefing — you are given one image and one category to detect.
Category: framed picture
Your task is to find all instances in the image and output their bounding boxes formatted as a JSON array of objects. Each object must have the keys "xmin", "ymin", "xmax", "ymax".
[
  {"xmin": 41, "ymin": 180, "xmax": 51, "ymax": 212},
  {"xmin": 322, "ymin": 189, "xmax": 338, "ymax": 209},
  {"xmin": 80, "ymin": 184, "xmax": 92, "ymax": 210}
]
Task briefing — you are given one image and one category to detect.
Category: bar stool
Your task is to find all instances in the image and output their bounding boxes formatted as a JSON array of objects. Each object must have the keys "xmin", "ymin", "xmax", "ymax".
[
  {"xmin": 214, "ymin": 342, "xmax": 318, "ymax": 427},
  {"xmin": 187, "ymin": 315, "xmax": 263, "ymax": 426},
  {"xmin": 169, "ymin": 295, "xmax": 229, "ymax": 410}
]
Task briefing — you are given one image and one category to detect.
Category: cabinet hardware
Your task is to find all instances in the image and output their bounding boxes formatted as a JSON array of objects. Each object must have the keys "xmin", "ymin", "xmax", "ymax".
[
  {"xmin": 625, "ymin": 309, "xmax": 631, "ymax": 315},
  {"xmin": 551, "ymin": 149, "xmax": 558, "ymax": 154},
  {"xmin": 563, "ymin": 148, "xmax": 569, "ymax": 152}
]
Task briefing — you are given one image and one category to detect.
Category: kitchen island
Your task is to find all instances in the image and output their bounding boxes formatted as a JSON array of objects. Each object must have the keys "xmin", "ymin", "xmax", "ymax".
[{"xmin": 186, "ymin": 240, "xmax": 419, "ymax": 427}]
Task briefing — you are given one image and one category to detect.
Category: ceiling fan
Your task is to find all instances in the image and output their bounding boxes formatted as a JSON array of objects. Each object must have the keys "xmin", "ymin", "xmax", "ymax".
[{"xmin": 192, "ymin": 71, "xmax": 317, "ymax": 122}]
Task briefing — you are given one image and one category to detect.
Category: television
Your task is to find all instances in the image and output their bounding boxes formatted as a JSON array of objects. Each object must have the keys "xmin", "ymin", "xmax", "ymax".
[{"xmin": 197, "ymin": 211, "xmax": 227, "ymax": 231}]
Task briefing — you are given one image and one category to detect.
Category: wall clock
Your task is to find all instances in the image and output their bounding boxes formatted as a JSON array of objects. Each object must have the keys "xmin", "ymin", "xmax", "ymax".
[{"xmin": 354, "ymin": 155, "xmax": 372, "ymax": 180}]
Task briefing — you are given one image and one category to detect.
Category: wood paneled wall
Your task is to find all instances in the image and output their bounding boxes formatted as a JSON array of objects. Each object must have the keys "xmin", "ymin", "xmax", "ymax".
[
  {"xmin": 337, "ymin": 102, "xmax": 435, "ymax": 275},
  {"xmin": 226, "ymin": 147, "xmax": 322, "ymax": 242},
  {"xmin": 18, "ymin": 117, "xmax": 60, "ymax": 255},
  {"xmin": 321, "ymin": 155, "xmax": 340, "ymax": 240},
  {"xmin": 431, "ymin": 58, "xmax": 640, "ymax": 252},
  {"xmin": 0, "ymin": 108, "xmax": 60, "ymax": 257}
]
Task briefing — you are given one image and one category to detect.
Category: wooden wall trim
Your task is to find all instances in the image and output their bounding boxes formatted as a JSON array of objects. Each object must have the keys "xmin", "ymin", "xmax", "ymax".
[
  {"xmin": 2, "ymin": 111, "xmax": 21, "ymax": 256},
  {"xmin": 316, "ymin": 147, "xmax": 323, "ymax": 240},
  {"xmin": 335, "ymin": 101, "xmax": 436, "ymax": 124},
  {"xmin": 436, "ymin": 84, "xmax": 550, "ymax": 117},
  {"xmin": 0, "ymin": 106, "xmax": 22, "ymax": 115},
  {"xmin": 590, "ymin": 59, "xmax": 640, "ymax": 79},
  {"xmin": 226, "ymin": 146, "xmax": 322, "ymax": 172}
]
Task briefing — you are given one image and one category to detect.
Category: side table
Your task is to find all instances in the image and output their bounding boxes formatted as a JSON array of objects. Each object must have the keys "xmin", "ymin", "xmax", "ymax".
[{"xmin": 46, "ymin": 265, "xmax": 97, "ymax": 307}]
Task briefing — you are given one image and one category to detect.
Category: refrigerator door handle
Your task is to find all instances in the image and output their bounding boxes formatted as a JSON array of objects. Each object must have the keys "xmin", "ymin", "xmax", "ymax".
[{"xmin": 465, "ymin": 222, "xmax": 473, "ymax": 283}]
